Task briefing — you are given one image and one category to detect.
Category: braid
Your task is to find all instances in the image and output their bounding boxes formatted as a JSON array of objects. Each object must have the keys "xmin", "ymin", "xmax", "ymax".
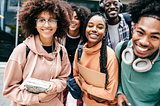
[
  {"xmin": 83, "ymin": 12, "xmax": 109, "ymax": 89},
  {"xmin": 100, "ymin": 33, "xmax": 108, "ymax": 89}
]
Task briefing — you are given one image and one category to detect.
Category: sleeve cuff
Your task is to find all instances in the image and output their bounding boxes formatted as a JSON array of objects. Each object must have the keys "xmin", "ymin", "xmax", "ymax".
[{"xmin": 116, "ymin": 84, "xmax": 124, "ymax": 97}]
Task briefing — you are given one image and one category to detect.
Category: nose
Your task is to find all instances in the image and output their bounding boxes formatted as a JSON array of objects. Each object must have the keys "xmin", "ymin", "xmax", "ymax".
[
  {"xmin": 71, "ymin": 18, "xmax": 76, "ymax": 23},
  {"xmin": 110, "ymin": 3, "xmax": 115, "ymax": 9},
  {"xmin": 44, "ymin": 20, "xmax": 50, "ymax": 27},
  {"xmin": 92, "ymin": 26, "xmax": 97, "ymax": 32},
  {"xmin": 139, "ymin": 36, "xmax": 150, "ymax": 46}
]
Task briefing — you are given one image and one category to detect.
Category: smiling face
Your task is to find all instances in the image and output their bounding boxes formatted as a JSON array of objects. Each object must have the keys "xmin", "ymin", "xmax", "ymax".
[
  {"xmin": 132, "ymin": 17, "xmax": 160, "ymax": 58},
  {"xmin": 35, "ymin": 11, "xmax": 58, "ymax": 45},
  {"xmin": 69, "ymin": 11, "xmax": 81, "ymax": 32},
  {"xmin": 85, "ymin": 15, "xmax": 106, "ymax": 48},
  {"xmin": 103, "ymin": 0, "xmax": 120, "ymax": 19}
]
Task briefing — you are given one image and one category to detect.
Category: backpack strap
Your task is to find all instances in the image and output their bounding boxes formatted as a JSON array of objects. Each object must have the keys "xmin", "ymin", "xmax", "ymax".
[
  {"xmin": 155, "ymin": 100, "xmax": 160, "ymax": 106},
  {"xmin": 77, "ymin": 45, "xmax": 83, "ymax": 63},
  {"xmin": 60, "ymin": 46, "xmax": 63, "ymax": 61},
  {"xmin": 120, "ymin": 40, "xmax": 129, "ymax": 62},
  {"xmin": 26, "ymin": 45, "xmax": 30, "ymax": 58},
  {"xmin": 20, "ymin": 54, "xmax": 38, "ymax": 90},
  {"xmin": 122, "ymin": 13, "xmax": 132, "ymax": 40},
  {"xmin": 119, "ymin": 40, "xmax": 129, "ymax": 83}
]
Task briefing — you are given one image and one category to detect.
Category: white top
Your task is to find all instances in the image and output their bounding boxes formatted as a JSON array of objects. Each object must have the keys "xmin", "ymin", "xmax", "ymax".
[{"xmin": 108, "ymin": 23, "xmax": 120, "ymax": 50}]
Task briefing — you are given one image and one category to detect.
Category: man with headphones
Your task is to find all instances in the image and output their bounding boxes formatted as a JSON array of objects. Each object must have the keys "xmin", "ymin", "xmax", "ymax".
[
  {"xmin": 115, "ymin": 0, "xmax": 160, "ymax": 105},
  {"xmin": 99, "ymin": 0, "xmax": 132, "ymax": 50}
]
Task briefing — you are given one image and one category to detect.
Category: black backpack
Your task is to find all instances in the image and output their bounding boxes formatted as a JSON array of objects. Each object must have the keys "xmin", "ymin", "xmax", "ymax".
[
  {"xmin": 122, "ymin": 13, "xmax": 132, "ymax": 40},
  {"xmin": 118, "ymin": 12, "xmax": 132, "ymax": 82},
  {"xmin": 118, "ymin": 40, "xmax": 129, "ymax": 83},
  {"xmin": 66, "ymin": 45, "xmax": 83, "ymax": 99}
]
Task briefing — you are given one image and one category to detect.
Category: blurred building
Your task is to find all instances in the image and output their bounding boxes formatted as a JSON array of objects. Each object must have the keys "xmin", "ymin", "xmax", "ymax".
[{"xmin": 0, "ymin": 0, "xmax": 132, "ymax": 62}]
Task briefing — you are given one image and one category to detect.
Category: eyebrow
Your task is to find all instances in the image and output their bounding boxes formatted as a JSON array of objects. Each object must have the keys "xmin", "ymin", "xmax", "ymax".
[
  {"xmin": 137, "ymin": 27, "xmax": 160, "ymax": 35},
  {"xmin": 151, "ymin": 32, "xmax": 160, "ymax": 35},
  {"xmin": 88, "ymin": 22, "xmax": 105, "ymax": 26},
  {"xmin": 37, "ymin": 17, "xmax": 55, "ymax": 19}
]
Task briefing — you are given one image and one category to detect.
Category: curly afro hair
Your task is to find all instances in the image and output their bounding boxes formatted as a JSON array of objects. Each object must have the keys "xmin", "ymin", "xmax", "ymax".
[
  {"xmin": 18, "ymin": 0, "xmax": 72, "ymax": 38},
  {"xmin": 70, "ymin": 4, "xmax": 91, "ymax": 36},
  {"xmin": 128, "ymin": 0, "xmax": 160, "ymax": 23}
]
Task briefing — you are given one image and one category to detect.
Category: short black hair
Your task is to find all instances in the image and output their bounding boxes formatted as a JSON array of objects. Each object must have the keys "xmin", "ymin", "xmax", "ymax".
[{"xmin": 128, "ymin": 0, "xmax": 160, "ymax": 23}]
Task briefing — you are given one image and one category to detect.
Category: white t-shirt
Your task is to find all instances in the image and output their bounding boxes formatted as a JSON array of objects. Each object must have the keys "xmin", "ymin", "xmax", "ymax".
[{"xmin": 108, "ymin": 23, "xmax": 120, "ymax": 50}]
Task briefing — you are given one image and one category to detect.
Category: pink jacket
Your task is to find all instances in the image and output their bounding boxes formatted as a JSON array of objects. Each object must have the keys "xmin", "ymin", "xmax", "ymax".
[{"xmin": 3, "ymin": 35, "xmax": 71, "ymax": 106}]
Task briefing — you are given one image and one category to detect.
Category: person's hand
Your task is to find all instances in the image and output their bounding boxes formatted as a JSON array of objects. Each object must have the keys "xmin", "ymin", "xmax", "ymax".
[
  {"xmin": 38, "ymin": 81, "xmax": 57, "ymax": 102},
  {"xmin": 117, "ymin": 94, "xmax": 131, "ymax": 106},
  {"xmin": 45, "ymin": 81, "xmax": 57, "ymax": 95},
  {"xmin": 78, "ymin": 74, "xmax": 85, "ymax": 85},
  {"xmin": 38, "ymin": 92, "xmax": 53, "ymax": 103}
]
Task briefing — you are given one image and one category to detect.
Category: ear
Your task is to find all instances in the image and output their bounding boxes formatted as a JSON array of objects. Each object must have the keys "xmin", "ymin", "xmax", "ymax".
[
  {"xmin": 103, "ymin": 29, "xmax": 107, "ymax": 37},
  {"xmin": 132, "ymin": 23, "xmax": 137, "ymax": 34},
  {"xmin": 133, "ymin": 23, "xmax": 137, "ymax": 30},
  {"xmin": 105, "ymin": 29, "xmax": 107, "ymax": 33}
]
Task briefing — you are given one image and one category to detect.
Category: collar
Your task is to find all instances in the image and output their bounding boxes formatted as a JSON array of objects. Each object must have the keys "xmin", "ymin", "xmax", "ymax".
[
  {"xmin": 83, "ymin": 41, "xmax": 102, "ymax": 55},
  {"xmin": 118, "ymin": 14, "xmax": 126, "ymax": 28},
  {"xmin": 67, "ymin": 33, "xmax": 80, "ymax": 39}
]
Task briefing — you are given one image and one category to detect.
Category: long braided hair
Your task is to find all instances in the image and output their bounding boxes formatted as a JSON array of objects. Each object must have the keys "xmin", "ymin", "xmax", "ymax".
[{"xmin": 82, "ymin": 12, "xmax": 109, "ymax": 89}]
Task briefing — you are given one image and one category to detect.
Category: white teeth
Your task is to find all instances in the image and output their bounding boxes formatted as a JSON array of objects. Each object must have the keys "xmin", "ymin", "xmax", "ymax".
[
  {"xmin": 71, "ymin": 24, "xmax": 76, "ymax": 26},
  {"xmin": 43, "ymin": 30, "xmax": 50, "ymax": 32},
  {"xmin": 137, "ymin": 46, "xmax": 148, "ymax": 51},
  {"xmin": 90, "ymin": 34, "xmax": 97, "ymax": 37},
  {"xmin": 110, "ymin": 11, "xmax": 116, "ymax": 14}
]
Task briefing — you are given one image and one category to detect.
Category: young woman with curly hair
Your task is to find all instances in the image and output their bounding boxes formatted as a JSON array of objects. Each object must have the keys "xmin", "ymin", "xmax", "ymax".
[
  {"xmin": 2, "ymin": 0, "xmax": 72, "ymax": 106},
  {"xmin": 116, "ymin": 0, "xmax": 160, "ymax": 105},
  {"xmin": 73, "ymin": 12, "xmax": 118, "ymax": 106},
  {"xmin": 57, "ymin": 3, "xmax": 91, "ymax": 106}
]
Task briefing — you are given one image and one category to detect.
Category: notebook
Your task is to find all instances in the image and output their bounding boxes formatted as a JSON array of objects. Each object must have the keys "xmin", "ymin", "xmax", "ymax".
[{"xmin": 77, "ymin": 63, "xmax": 105, "ymax": 88}]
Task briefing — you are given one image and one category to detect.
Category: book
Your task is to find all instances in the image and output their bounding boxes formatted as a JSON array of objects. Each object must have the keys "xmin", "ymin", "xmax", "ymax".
[
  {"xmin": 25, "ymin": 78, "xmax": 51, "ymax": 94},
  {"xmin": 77, "ymin": 63, "xmax": 105, "ymax": 88}
]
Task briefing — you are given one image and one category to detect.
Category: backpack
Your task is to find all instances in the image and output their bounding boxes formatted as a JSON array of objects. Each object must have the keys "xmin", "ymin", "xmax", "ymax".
[
  {"xmin": 122, "ymin": 13, "xmax": 132, "ymax": 40},
  {"xmin": 118, "ymin": 13, "xmax": 132, "ymax": 82},
  {"xmin": 67, "ymin": 45, "xmax": 83, "ymax": 99},
  {"xmin": 118, "ymin": 40, "xmax": 129, "ymax": 83},
  {"xmin": 26, "ymin": 45, "xmax": 63, "ymax": 60}
]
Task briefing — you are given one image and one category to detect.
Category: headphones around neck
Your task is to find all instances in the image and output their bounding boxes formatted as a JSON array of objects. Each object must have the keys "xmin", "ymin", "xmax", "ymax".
[
  {"xmin": 122, "ymin": 45, "xmax": 160, "ymax": 72},
  {"xmin": 99, "ymin": 0, "xmax": 123, "ymax": 13}
]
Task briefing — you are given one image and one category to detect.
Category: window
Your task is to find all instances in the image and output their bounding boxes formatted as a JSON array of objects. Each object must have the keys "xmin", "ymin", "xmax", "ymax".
[{"xmin": 7, "ymin": 0, "xmax": 26, "ymax": 11}]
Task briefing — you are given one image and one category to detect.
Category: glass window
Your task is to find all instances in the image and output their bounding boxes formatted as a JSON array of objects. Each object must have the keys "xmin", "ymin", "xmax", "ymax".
[
  {"xmin": 0, "ymin": 0, "xmax": 25, "ymax": 62},
  {"xmin": 7, "ymin": 0, "xmax": 26, "ymax": 11}
]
